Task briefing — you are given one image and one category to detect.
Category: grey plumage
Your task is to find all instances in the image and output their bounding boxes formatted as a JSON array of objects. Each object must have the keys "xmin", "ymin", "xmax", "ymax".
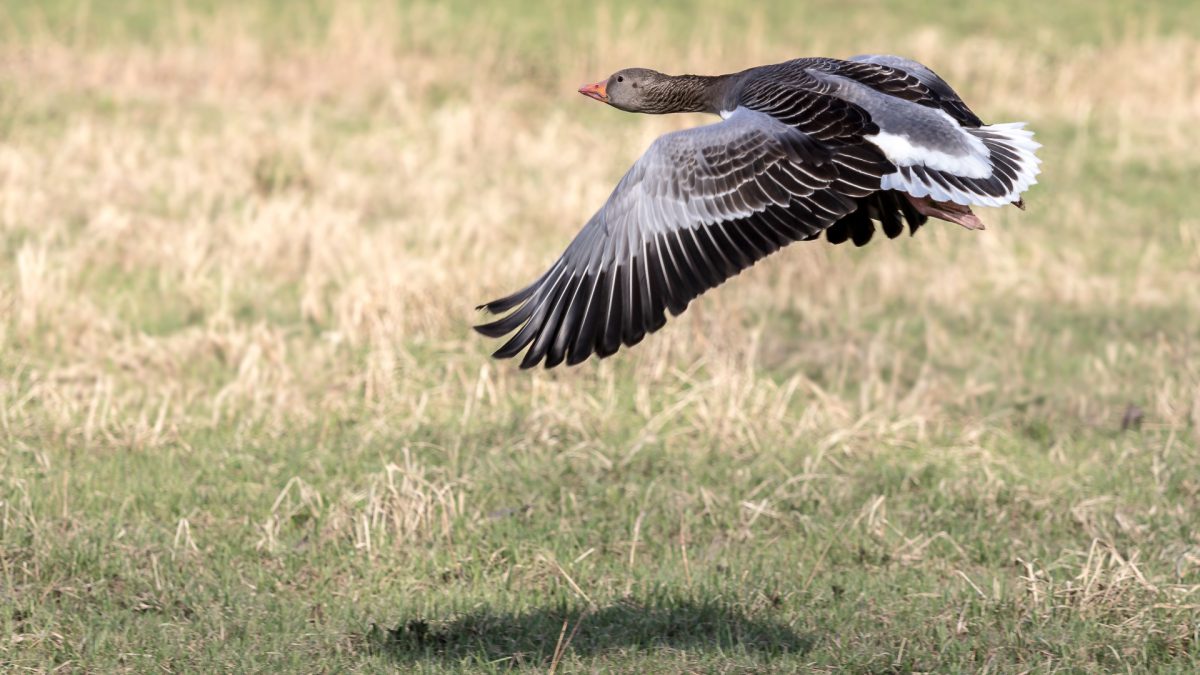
[{"xmin": 477, "ymin": 56, "xmax": 1041, "ymax": 368}]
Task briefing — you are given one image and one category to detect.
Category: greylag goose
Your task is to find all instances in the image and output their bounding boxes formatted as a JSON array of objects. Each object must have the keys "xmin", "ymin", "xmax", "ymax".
[{"xmin": 475, "ymin": 55, "xmax": 1041, "ymax": 368}]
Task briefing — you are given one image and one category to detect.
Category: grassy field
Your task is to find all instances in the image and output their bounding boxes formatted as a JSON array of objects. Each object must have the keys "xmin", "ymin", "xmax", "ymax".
[{"xmin": 2, "ymin": 0, "xmax": 1200, "ymax": 671}]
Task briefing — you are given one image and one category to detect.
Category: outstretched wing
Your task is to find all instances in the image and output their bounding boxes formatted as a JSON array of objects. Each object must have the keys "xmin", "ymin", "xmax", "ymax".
[{"xmin": 475, "ymin": 107, "xmax": 891, "ymax": 369}]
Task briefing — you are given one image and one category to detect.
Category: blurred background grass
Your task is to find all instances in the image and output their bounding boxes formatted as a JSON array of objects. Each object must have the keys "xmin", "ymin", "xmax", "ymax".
[
  {"xmin": 5, "ymin": 0, "xmax": 1199, "ymax": 47},
  {"xmin": 1, "ymin": 0, "xmax": 1199, "ymax": 671}
]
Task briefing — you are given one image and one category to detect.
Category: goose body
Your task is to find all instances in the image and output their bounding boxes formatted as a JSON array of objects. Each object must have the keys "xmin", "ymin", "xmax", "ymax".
[{"xmin": 476, "ymin": 56, "xmax": 1041, "ymax": 368}]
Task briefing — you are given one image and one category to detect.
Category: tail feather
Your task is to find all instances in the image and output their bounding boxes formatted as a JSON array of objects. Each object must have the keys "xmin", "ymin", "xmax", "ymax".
[{"xmin": 880, "ymin": 122, "xmax": 1041, "ymax": 208}]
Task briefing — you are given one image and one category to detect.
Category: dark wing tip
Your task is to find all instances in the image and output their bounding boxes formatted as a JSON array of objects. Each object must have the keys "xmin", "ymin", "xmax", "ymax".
[
  {"xmin": 474, "ymin": 295, "xmax": 539, "ymax": 338},
  {"xmin": 476, "ymin": 296, "xmax": 515, "ymax": 314},
  {"xmin": 473, "ymin": 315, "xmax": 515, "ymax": 338},
  {"xmin": 477, "ymin": 256, "xmax": 670, "ymax": 369},
  {"xmin": 477, "ymin": 268, "xmax": 601, "ymax": 370}
]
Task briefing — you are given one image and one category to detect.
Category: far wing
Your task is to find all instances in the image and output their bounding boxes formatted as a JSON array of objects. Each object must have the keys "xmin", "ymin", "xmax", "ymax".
[{"xmin": 845, "ymin": 54, "xmax": 985, "ymax": 127}]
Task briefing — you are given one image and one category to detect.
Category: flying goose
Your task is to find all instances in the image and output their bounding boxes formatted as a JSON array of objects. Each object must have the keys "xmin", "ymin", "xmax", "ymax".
[{"xmin": 475, "ymin": 55, "xmax": 1041, "ymax": 368}]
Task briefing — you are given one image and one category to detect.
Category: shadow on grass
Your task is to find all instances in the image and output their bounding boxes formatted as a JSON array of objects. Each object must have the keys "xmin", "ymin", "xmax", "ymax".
[{"xmin": 367, "ymin": 596, "xmax": 814, "ymax": 667}]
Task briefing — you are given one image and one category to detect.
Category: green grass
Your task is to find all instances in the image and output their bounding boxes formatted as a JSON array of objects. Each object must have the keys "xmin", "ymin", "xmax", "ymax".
[
  {"xmin": 2, "ymin": 0, "xmax": 1200, "ymax": 672},
  {"xmin": 5, "ymin": 414, "xmax": 1198, "ymax": 671}
]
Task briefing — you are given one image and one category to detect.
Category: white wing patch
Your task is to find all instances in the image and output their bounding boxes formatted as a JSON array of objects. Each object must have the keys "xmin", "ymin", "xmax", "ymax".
[
  {"xmin": 865, "ymin": 128, "xmax": 992, "ymax": 178},
  {"xmin": 877, "ymin": 122, "xmax": 1042, "ymax": 207}
]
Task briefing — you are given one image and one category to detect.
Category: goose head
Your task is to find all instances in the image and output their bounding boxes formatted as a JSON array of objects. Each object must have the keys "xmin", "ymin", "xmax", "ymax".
[{"xmin": 578, "ymin": 68, "xmax": 672, "ymax": 113}]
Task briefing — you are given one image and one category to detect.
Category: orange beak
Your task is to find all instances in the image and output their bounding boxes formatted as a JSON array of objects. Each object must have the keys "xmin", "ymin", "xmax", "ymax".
[{"xmin": 578, "ymin": 80, "xmax": 608, "ymax": 103}]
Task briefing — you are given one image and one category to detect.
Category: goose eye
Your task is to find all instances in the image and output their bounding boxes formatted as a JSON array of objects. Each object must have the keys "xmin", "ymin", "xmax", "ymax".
[{"xmin": 617, "ymin": 75, "xmax": 624, "ymax": 83}]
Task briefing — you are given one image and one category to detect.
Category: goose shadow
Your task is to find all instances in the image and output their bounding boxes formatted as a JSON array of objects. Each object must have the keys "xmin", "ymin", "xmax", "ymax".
[{"xmin": 365, "ymin": 596, "xmax": 815, "ymax": 667}]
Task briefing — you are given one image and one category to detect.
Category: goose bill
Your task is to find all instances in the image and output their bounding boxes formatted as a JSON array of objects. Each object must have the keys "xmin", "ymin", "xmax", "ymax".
[{"xmin": 578, "ymin": 80, "xmax": 608, "ymax": 102}]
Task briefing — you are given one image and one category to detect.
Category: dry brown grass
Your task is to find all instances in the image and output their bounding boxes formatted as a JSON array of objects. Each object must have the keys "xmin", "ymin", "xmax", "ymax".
[{"xmin": 3, "ymin": 6, "xmax": 1198, "ymax": 428}]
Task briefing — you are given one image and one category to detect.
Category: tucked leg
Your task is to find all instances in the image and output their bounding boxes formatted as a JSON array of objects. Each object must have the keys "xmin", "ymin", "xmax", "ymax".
[{"xmin": 904, "ymin": 194, "xmax": 987, "ymax": 230}]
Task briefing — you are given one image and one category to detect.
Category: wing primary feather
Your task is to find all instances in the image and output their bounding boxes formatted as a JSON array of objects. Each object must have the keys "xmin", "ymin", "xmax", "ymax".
[
  {"xmin": 735, "ymin": 219, "xmax": 776, "ymax": 258},
  {"xmin": 699, "ymin": 222, "xmax": 741, "ymax": 276},
  {"xmin": 626, "ymin": 254, "xmax": 649, "ymax": 346},
  {"xmin": 475, "ymin": 262, "xmax": 557, "ymax": 313},
  {"xmin": 549, "ymin": 273, "xmax": 590, "ymax": 367},
  {"xmin": 597, "ymin": 266, "xmax": 624, "ymax": 357},
  {"xmin": 752, "ymin": 206, "xmax": 798, "ymax": 247},
  {"xmin": 549, "ymin": 270, "xmax": 596, "ymax": 367},
  {"xmin": 521, "ymin": 274, "xmax": 581, "ymax": 369},
  {"xmin": 760, "ymin": 203, "xmax": 819, "ymax": 241},
  {"xmin": 492, "ymin": 272, "xmax": 568, "ymax": 359},
  {"xmin": 644, "ymin": 242, "xmax": 674, "ymax": 326},
  {"xmin": 653, "ymin": 233, "xmax": 692, "ymax": 315},
  {"xmin": 711, "ymin": 221, "xmax": 754, "ymax": 267},
  {"xmin": 569, "ymin": 269, "xmax": 607, "ymax": 365},
  {"xmin": 474, "ymin": 299, "xmax": 537, "ymax": 338},
  {"xmin": 680, "ymin": 226, "xmax": 723, "ymax": 287},
  {"xmin": 662, "ymin": 230, "xmax": 706, "ymax": 300}
]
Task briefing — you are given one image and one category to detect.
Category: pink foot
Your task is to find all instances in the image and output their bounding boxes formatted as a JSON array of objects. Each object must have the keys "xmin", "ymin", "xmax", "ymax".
[{"xmin": 905, "ymin": 194, "xmax": 986, "ymax": 230}]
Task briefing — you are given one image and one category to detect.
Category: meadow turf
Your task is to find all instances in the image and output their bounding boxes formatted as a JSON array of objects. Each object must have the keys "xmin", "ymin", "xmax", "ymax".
[{"xmin": 2, "ymin": 1, "xmax": 1200, "ymax": 671}]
